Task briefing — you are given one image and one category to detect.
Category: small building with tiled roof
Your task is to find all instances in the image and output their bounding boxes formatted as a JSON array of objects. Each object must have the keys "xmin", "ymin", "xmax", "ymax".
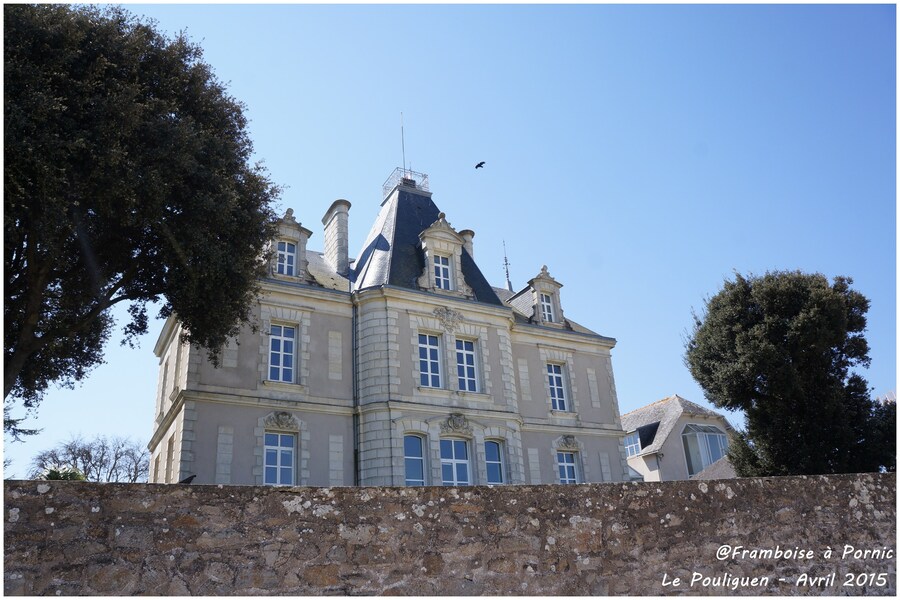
[{"xmin": 621, "ymin": 394, "xmax": 735, "ymax": 481}]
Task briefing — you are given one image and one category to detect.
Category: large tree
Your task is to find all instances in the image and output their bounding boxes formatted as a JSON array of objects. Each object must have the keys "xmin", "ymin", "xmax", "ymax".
[
  {"xmin": 4, "ymin": 5, "xmax": 279, "ymax": 437},
  {"xmin": 29, "ymin": 436, "xmax": 149, "ymax": 483},
  {"xmin": 685, "ymin": 271, "xmax": 894, "ymax": 476}
]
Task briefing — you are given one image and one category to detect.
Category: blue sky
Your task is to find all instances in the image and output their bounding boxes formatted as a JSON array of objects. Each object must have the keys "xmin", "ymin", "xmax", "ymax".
[{"xmin": 4, "ymin": 3, "xmax": 896, "ymax": 477}]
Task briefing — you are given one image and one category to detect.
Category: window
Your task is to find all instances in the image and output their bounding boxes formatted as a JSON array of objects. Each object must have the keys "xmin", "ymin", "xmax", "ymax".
[
  {"xmin": 269, "ymin": 325, "xmax": 296, "ymax": 383},
  {"xmin": 455, "ymin": 339, "xmax": 478, "ymax": 392},
  {"xmin": 264, "ymin": 432, "xmax": 295, "ymax": 485},
  {"xmin": 418, "ymin": 334, "xmax": 441, "ymax": 388},
  {"xmin": 547, "ymin": 363, "xmax": 567, "ymax": 411},
  {"xmin": 682, "ymin": 424, "xmax": 729, "ymax": 477},
  {"xmin": 153, "ymin": 455, "xmax": 161, "ymax": 484},
  {"xmin": 404, "ymin": 435, "xmax": 426, "ymax": 486},
  {"xmin": 276, "ymin": 241, "xmax": 296, "ymax": 276},
  {"xmin": 557, "ymin": 451, "xmax": 579, "ymax": 484},
  {"xmin": 441, "ymin": 439, "xmax": 470, "ymax": 486},
  {"xmin": 165, "ymin": 436, "xmax": 175, "ymax": 483},
  {"xmin": 433, "ymin": 255, "xmax": 452, "ymax": 290},
  {"xmin": 485, "ymin": 440, "xmax": 504, "ymax": 484},
  {"xmin": 624, "ymin": 431, "xmax": 642, "ymax": 457},
  {"xmin": 540, "ymin": 293, "xmax": 555, "ymax": 322}
]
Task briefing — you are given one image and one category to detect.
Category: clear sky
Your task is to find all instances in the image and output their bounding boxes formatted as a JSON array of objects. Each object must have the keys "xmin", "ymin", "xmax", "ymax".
[{"xmin": 4, "ymin": 3, "xmax": 896, "ymax": 478}]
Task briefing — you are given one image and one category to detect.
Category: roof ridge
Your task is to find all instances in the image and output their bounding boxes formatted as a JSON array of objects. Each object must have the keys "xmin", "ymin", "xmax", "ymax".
[{"xmin": 621, "ymin": 394, "xmax": 679, "ymax": 416}]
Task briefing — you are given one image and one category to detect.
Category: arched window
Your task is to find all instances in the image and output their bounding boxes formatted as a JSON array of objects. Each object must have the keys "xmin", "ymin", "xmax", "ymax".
[{"xmin": 404, "ymin": 435, "xmax": 426, "ymax": 486}]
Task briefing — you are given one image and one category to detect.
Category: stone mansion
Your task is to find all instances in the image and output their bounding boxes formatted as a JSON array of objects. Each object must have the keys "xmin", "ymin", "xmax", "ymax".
[{"xmin": 148, "ymin": 169, "xmax": 630, "ymax": 487}]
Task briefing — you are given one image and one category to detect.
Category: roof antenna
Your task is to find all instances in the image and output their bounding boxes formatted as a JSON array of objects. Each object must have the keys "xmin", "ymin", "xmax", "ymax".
[
  {"xmin": 503, "ymin": 240, "xmax": 513, "ymax": 292},
  {"xmin": 401, "ymin": 112, "xmax": 407, "ymax": 173}
]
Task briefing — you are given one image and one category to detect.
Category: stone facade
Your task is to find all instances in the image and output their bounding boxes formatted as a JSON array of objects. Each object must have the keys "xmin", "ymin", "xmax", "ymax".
[
  {"xmin": 4, "ymin": 473, "xmax": 895, "ymax": 595},
  {"xmin": 148, "ymin": 169, "xmax": 629, "ymax": 487}
]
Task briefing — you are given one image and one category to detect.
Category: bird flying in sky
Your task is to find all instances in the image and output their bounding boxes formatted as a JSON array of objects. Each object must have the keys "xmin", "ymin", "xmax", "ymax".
[{"xmin": 475, "ymin": 161, "xmax": 485, "ymax": 169}]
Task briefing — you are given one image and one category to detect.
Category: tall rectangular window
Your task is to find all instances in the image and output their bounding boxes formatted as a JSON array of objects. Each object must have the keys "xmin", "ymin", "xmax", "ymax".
[
  {"xmin": 557, "ymin": 451, "xmax": 579, "ymax": 484},
  {"xmin": 440, "ymin": 439, "xmax": 470, "ymax": 486},
  {"xmin": 547, "ymin": 363, "xmax": 567, "ymax": 411},
  {"xmin": 165, "ymin": 436, "xmax": 175, "ymax": 483},
  {"xmin": 434, "ymin": 255, "xmax": 451, "ymax": 290},
  {"xmin": 540, "ymin": 293, "xmax": 555, "ymax": 322},
  {"xmin": 277, "ymin": 241, "xmax": 296, "ymax": 276},
  {"xmin": 485, "ymin": 440, "xmax": 504, "ymax": 485},
  {"xmin": 624, "ymin": 431, "xmax": 642, "ymax": 457},
  {"xmin": 418, "ymin": 334, "xmax": 441, "ymax": 387},
  {"xmin": 455, "ymin": 339, "xmax": 478, "ymax": 392},
  {"xmin": 404, "ymin": 435, "xmax": 425, "ymax": 486},
  {"xmin": 269, "ymin": 325, "xmax": 296, "ymax": 383},
  {"xmin": 264, "ymin": 432, "xmax": 295, "ymax": 485}
]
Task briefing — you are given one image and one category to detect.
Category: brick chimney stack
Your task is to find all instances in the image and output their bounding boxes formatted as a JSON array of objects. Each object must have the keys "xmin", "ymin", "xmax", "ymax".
[{"xmin": 322, "ymin": 199, "xmax": 351, "ymax": 276}]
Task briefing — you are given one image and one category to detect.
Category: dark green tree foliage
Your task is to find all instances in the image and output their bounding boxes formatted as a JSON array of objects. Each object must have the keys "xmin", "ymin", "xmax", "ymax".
[
  {"xmin": 685, "ymin": 271, "xmax": 894, "ymax": 476},
  {"xmin": 4, "ymin": 5, "xmax": 279, "ymax": 437}
]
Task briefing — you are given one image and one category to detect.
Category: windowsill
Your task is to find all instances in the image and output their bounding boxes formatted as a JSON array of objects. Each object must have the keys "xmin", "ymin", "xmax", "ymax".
[
  {"xmin": 262, "ymin": 380, "xmax": 306, "ymax": 394},
  {"xmin": 549, "ymin": 409, "xmax": 578, "ymax": 419},
  {"xmin": 416, "ymin": 387, "xmax": 493, "ymax": 402}
]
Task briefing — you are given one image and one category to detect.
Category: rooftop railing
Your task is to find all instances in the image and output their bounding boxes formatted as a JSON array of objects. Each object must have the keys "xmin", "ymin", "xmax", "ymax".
[{"xmin": 382, "ymin": 167, "xmax": 429, "ymax": 199}]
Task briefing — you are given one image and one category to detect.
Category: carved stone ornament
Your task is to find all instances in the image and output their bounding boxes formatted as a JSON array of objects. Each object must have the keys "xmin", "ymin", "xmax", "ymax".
[
  {"xmin": 282, "ymin": 208, "xmax": 298, "ymax": 224},
  {"xmin": 264, "ymin": 411, "xmax": 300, "ymax": 432},
  {"xmin": 440, "ymin": 413, "xmax": 473, "ymax": 436},
  {"xmin": 433, "ymin": 306, "xmax": 465, "ymax": 333},
  {"xmin": 558, "ymin": 435, "xmax": 578, "ymax": 450}
]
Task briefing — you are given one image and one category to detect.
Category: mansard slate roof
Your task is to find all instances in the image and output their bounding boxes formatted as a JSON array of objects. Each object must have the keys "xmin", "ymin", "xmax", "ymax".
[
  {"xmin": 620, "ymin": 394, "xmax": 733, "ymax": 456},
  {"xmin": 351, "ymin": 186, "xmax": 503, "ymax": 306}
]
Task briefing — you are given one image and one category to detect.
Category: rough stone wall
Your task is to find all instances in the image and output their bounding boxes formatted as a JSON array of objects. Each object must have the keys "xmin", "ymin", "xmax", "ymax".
[{"xmin": 4, "ymin": 473, "xmax": 895, "ymax": 596}]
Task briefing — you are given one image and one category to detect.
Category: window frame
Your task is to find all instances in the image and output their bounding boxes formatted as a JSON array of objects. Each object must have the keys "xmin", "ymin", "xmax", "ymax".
[
  {"xmin": 269, "ymin": 324, "xmax": 297, "ymax": 383},
  {"xmin": 540, "ymin": 292, "xmax": 555, "ymax": 322},
  {"xmin": 433, "ymin": 254, "xmax": 452, "ymax": 290},
  {"xmin": 404, "ymin": 434, "xmax": 427, "ymax": 486},
  {"xmin": 484, "ymin": 440, "xmax": 505, "ymax": 485},
  {"xmin": 264, "ymin": 431, "xmax": 296, "ymax": 486},
  {"xmin": 276, "ymin": 240, "xmax": 297, "ymax": 276},
  {"xmin": 557, "ymin": 451, "xmax": 580, "ymax": 484},
  {"xmin": 418, "ymin": 333, "xmax": 442, "ymax": 388},
  {"xmin": 440, "ymin": 438, "xmax": 471, "ymax": 486},
  {"xmin": 624, "ymin": 431, "xmax": 642, "ymax": 457},
  {"xmin": 681, "ymin": 424, "xmax": 729, "ymax": 477},
  {"xmin": 547, "ymin": 363, "xmax": 568, "ymax": 411},
  {"xmin": 455, "ymin": 338, "xmax": 479, "ymax": 392}
]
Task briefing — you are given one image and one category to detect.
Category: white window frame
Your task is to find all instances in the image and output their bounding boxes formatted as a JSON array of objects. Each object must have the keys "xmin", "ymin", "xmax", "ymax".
[
  {"xmin": 418, "ymin": 333, "xmax": 442, "ymax": 388},
  {"xmin": 547, "ymin": 363, "xmax": 567, "ymax": 411},
  {"xmin": 485, "ymin": 440, "xmax": 505, "ymax": 485},
  {"xmin": 440, "ymin": 438, "xmax": 471, "ymax": 486},
  {"xmin": 404, "ymin": 434, "xmax": 426, "ymax": 486},
  {"xmin": 624, "ymin": 431, "xmax": 642, "ymax": 457},
  {"xmin": 276, "ymin": 240, "xmax": 296, "ymax": 276},
  {"xmin": 557, "ymin": 451, "xmax": 580, "ymax": 484},
  {"xmin": 433, "ymin": 254, "xmax": 452, "ymax": 290},
  {"xmin": 269, "ymin": 324, "xmax": 297, "ymax": 383},
  {"xmin": 682, "ymin": 424, "xmax": 729, "ymax": 477},
  {"xmin": 264, "ymin": 432, "xmax": 296, "ymax": 486},
  {"xmin": 540, "ymin": 293, "xmax": 555, "ymax": 322},
  {"xmin": 455, "ymin": 338, "xmax": 479, "ymax": 392}
]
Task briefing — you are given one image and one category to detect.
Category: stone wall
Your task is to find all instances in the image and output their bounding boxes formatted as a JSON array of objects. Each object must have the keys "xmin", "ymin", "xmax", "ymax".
[{"xmin": 4, "ymin": 473, "xmax": 895, "ymax": 595}]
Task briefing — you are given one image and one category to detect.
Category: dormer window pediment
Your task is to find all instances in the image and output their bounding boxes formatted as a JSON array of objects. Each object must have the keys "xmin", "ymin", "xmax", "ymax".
[
  {"xmin": 271, "ymin": 208, "xmax": 312, "ymax": 281},
  {"xmin": 417, "ymin": 212, "xmax": 473, "ymax": 298},
  {"xmin": 528, "ymin": 265, "xmax": 564, "ymax": 326}
]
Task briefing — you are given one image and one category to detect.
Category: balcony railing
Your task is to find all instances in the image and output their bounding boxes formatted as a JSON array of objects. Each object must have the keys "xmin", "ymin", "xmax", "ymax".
[{"xmin": 382, "ymin": 167, "xmax": 429, "ymax": 199}]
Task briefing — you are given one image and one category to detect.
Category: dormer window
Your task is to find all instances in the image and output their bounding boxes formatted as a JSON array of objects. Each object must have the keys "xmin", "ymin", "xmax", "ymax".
[
  {"xmin": 277, "ymin": 241, "xmax": 296, "ymax": 276},
  {"xmin": 540, "ymin": 293, "xmax": 554, "ymax": 322},
  {"xmin": 416, "ymin": 212, "xmax": 473, "ymax": 298},
  {"xmin": 434, "ymin": 255, "xmax": 452, "ymax": 290}
]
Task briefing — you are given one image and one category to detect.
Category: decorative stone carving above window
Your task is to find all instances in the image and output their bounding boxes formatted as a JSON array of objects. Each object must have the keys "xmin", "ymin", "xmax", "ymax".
[
  {"xmin": 528, "ymin": 265, "xmax": 564, "ymax": 326},
  {"xmin": 557, "ymin": 435, "xmax": 579, "ymax": 450},
  {"xmin": 264, "ymin": 411, "xmax": 301, "ymax": 432},
  {"xmin": 433, "ymin": 306, "xmax": 465, "ymax": 333},
  {"xmin": 440, "ymin": 413, "xmax": 473, "ymax": 437},
  {"xmin": 271, "ymin": 208, "xmax": 313, "ymax": 281},
  {"xmin": 416, "ymin": 213, "xmax": 473, "ymax": 298}
]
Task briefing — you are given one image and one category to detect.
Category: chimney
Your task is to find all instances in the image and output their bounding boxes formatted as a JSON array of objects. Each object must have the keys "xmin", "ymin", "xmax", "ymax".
[
  {"xmin": 322, "ymin": 199, "xmax": 351, "ymax": 276},
  {"xmin": 459, "ymin": 229, "xmax": 475, "ymax": 258}
]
